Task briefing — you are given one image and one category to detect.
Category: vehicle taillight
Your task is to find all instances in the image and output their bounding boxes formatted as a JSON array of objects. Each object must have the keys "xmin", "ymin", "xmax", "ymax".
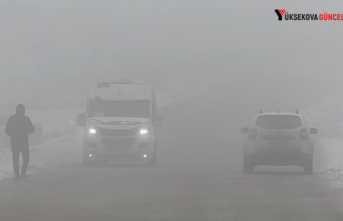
[
  {"xmin": 248, "ymin": 128, "xmax": 258, "ymax": 139},
  {"xmin": 300, "ymin": 129, "xmax": 309, "ymax": 139}
]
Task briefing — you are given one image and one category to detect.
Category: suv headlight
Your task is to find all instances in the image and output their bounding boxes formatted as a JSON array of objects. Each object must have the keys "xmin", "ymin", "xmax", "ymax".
[
  {"xmin": 139, "ymin": 128, "xmax": 149, "ymax": 135},
  {"xmin": 88, "ymin": 127, "xmax": 97, "ymax": 134}
]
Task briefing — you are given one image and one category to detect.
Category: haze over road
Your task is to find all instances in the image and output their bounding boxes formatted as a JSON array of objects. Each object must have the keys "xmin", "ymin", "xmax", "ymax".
[{"xmin": 1, "ymin": 81, "xmax": 343, "ymax": 221}]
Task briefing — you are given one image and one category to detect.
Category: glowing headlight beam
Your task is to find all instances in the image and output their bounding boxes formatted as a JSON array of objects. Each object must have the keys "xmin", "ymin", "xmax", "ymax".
[
  {"xmin": 139, "ymin": 128, "xmax": 149, "ymax": 135},
  {"xmin": 88, "ymin": 128, "xmax": 97, "ymax": 134}
]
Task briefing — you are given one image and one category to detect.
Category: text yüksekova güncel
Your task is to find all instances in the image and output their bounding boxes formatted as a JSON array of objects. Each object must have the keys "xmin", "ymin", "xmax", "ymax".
[{"xmin": 284, "ymin": 12, "xmax": 343, "ymax": 21}]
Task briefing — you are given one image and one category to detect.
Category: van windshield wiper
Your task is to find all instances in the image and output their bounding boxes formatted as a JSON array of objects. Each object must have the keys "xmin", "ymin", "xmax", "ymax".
[
  {"xmin": 89, "ymin": 118, "xmax": 106, "ymax": 123},
  {"xmin": 106, "ymin": 121, "xmax": 141, "ymax": 125}
]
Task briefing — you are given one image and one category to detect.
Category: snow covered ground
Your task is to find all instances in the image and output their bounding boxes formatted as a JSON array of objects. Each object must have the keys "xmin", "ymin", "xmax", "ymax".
[
  {"xmin": 301, "ymin": 94, "xmax": 343, "ymax": 188},
  {"xmin": 319, "ymin": 138, "xmax": 343, "ymax": 188},
  {"xmin": 0, "ymin": 77, "xmax": 209, "ymax": 181}
]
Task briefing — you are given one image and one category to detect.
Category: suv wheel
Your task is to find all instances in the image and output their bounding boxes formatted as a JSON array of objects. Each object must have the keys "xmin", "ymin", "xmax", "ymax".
[
  {"xmin": 303, "ymin": 154, "xmax": 313, "ymax": 175},
  {"xmin": 243, "ymin": 155, "xmax": 254, "ymax": 174}
]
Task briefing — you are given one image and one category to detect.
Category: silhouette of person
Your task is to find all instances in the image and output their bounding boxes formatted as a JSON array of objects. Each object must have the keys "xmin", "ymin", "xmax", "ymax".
[{"xmin": 5, "ymin": 104, "xmax": 35, "ymax": 182}]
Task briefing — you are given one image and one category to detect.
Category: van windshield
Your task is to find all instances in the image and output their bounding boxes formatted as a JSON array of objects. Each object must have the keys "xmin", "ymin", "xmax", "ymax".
[
  {"xmin": 88, "ymin": 99, "xmax": 150, "ymax": 119},
  {"xmin": 256, "ymin": 115, "xmax": 302, "ymax": 129}
]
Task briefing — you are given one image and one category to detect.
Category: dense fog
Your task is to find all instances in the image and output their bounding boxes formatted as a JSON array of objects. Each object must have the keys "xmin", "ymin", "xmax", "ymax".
[
  {"xmin": 3, "ymin": 1, "xmax": 343, "ymax": 220},
  {"xmin": 1, "ymin": 0, "xmax": 343, "ymax": 112}
]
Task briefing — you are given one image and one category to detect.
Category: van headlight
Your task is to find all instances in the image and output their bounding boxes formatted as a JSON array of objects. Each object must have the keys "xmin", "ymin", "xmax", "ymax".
[
  {"xmin": 139, "ymin": 128, "xmax": 149, "ymax": 135},
  {"xmin": 88, "ymin": 127, "xmax": 97, "ymax": 134}
]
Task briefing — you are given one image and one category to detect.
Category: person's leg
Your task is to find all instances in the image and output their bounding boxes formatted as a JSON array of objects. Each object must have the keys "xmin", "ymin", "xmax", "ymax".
[
  {"xmin": 11, "ymin": 147, "xmax": 20, "ymax": 180},
  {"xmin": 21, "ymin": 146, "xmax": 30, "ymax": 178}
]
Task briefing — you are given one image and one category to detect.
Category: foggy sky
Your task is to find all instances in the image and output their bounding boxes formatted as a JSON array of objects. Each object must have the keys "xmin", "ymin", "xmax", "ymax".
[{"xmin": 0, "ymin": 0, "xmax": 343, "ymax": 111}]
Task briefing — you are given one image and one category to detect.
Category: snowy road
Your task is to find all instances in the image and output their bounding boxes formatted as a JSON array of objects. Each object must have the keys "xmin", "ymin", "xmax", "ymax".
[{"xmin": 1, "ymin": 82, "xmax": 343, "ymax": 220}]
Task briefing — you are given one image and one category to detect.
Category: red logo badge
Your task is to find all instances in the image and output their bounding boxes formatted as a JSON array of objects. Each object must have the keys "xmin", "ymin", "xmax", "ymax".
[{"xmin": 278, "ymin": 9, "xmax": 285, "ymax": 16}]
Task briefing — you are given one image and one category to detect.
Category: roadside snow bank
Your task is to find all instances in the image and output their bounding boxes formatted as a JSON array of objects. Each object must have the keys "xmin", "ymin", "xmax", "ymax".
[
  {"xmin": 0, "ymin": 149, "xmax": 12, "ymax": 181},
  {"xmin": 301, "ymin": 94, "xmax": 343, "ymax": 188},
  {"xmin": 0, "ymin": 136, "xmax": 80, "ymax": 181},
  {"xmin": 319, "ymin": 138, "xmax": 343, "ymax": 188}
]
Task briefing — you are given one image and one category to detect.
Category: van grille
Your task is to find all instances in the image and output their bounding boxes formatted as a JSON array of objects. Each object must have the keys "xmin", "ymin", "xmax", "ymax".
[{"xmin": 98, "ymin": 128, "xmax": 138, "ymax": 137}]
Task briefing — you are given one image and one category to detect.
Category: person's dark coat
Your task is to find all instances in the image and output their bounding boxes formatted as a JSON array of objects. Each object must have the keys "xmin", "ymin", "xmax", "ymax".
[{"xmin": 5, "ymin": 104, "xmax": 35, "ymax": 147}]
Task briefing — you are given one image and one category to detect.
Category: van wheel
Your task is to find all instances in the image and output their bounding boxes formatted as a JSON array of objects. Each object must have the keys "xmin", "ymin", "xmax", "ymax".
[
  {"xmin": 303, "ymin": 155, "xmax": 313, "ymax": 175},
  {"xmin": 243, "ymin": 155, "xmax": 254, "ymax": 174}
]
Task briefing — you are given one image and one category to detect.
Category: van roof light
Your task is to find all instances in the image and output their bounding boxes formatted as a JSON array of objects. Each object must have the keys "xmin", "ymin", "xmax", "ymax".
[{"xmin": 112, "ymin": 78, "xmax": 144, "ymax": 85}]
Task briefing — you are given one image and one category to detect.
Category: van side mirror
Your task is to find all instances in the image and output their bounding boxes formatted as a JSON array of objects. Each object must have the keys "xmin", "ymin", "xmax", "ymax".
[
  {"xmin": 153, "ymin": 114, "xmax": 162, "ymax": 127},
  {"xmin": 241, "ymin": 127, "xmax": 249, "ymax": 134},
  {"xmin": 76, "ymin": 113, "xmax": 86, "ymax": 126},
  {"xmin": 310, "ymin": 128, "xmax": 318, "ymax": 134}
]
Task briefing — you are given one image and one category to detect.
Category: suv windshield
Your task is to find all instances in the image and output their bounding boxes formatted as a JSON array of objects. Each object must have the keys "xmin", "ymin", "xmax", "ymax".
[
  {"xmin": 88, "ymin": 99, "xmax": 150, "ymax": 119},
  {"xmin": 256, "ymin": 115, "xmax": 302, "ymax": 129}
]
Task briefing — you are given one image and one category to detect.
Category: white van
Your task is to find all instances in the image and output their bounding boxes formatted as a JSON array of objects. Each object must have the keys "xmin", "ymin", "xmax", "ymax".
[{"xmin": 79, "ymin": 79, "xmax": 162, "ymax": 166}]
